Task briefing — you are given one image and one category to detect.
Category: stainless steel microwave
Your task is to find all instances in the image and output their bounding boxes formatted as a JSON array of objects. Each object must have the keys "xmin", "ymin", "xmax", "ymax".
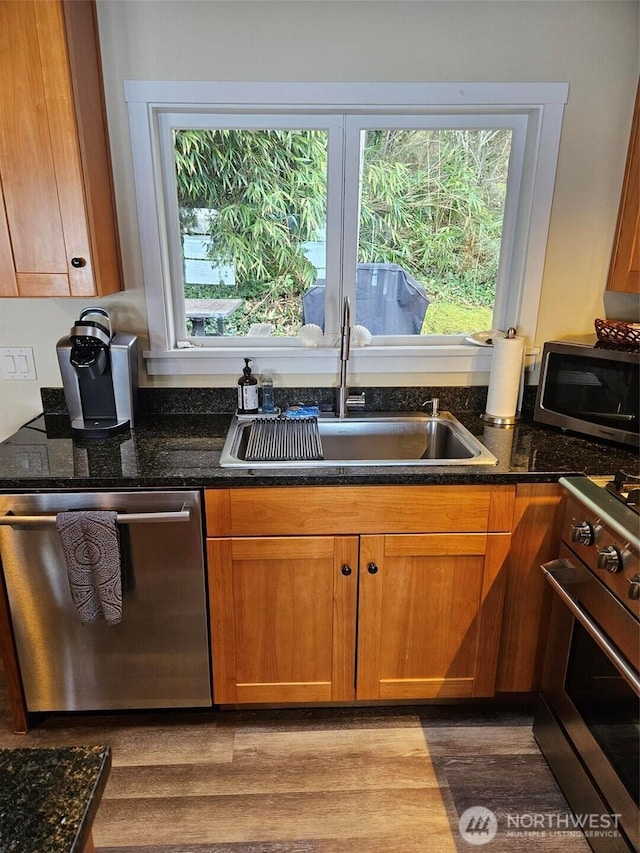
[{"xmin": 534, "ymin": 340, "xmax": 639, "ymax": 447}]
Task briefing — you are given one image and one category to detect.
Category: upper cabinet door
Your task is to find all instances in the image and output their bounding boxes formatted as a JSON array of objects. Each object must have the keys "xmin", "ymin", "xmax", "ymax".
[
  {"xmin": 0, "ymin": 0, "xmax": 122, "ymax": 298},
  {"xmin": 607, "ymin": 83, "xmax": 640, "ymax": 294}
]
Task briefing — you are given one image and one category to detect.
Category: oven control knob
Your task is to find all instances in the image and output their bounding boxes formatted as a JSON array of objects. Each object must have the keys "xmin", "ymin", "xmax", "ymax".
[
  {"xmin": 629, "ymin": 575, "xmax": 640, "ymax": 601},
  {"xmin": 571, "ymin": 521, "xmax": 594, "ymax": 545},
  {"xmin": 596, "ymin": 546, "xmax": 623, "ymax": 573}
]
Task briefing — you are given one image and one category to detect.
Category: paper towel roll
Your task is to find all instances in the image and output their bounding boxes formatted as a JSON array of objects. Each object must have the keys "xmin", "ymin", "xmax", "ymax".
[{"xmin": 484, "ymin": 334, "xmax": 524, "ymax": 420}]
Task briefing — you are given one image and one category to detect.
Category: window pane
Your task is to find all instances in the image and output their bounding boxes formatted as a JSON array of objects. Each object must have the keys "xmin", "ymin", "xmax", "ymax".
[
  {"xmin": 173, "ymin": 128, "xmax": 327, "ymax": 338},
  {"xmin": 357, "ymin": 129, "xmax": 512, "ymax": 336}
]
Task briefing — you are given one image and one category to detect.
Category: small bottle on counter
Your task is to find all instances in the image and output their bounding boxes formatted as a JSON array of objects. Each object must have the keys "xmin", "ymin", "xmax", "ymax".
[
  {"xmin": 237, "ymin": 357, "xmax": 259, "ymax": 414},
  {"xmin": 261, "ymin": 370, "xmax": 275, "ymax": 413}
]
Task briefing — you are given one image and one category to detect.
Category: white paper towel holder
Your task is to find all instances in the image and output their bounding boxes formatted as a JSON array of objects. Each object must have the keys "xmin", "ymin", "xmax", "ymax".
[{"xmin": 480, "ymin": 327, "xmax": 523, "ymax": 428}]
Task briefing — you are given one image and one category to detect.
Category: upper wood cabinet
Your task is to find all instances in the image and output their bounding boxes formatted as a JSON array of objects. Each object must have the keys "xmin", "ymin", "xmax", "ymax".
[
  {"xmin": 0, "ymin": 0, "xmax": 122, "ymax": 298},
  {"xmin": 607, "ymin": 83, "xmax": 639, "ymax": 294}
]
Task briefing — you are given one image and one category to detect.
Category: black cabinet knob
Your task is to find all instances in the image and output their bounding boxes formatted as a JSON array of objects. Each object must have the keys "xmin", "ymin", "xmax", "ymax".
[
  {"xmin": 71, "ymin": 257, "xmax": 87, "ymax": 268},
  {"xmin": 367, "ymin": 562, "xmax": 378, "ymax": 574},
  {"xmin": 341, "ymin": 564, "xmax": 352, "ymax": 576}
]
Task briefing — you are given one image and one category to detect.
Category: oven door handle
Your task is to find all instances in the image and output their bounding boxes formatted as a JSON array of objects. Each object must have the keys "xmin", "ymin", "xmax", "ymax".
[{"xmin": 542, "ymin": 559, "xmax": 640, "ymax": 694}]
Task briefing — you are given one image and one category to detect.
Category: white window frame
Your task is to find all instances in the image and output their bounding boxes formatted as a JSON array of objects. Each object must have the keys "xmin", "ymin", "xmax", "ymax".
[
  {"xmin": 125, "ymin": 81, "xmax": 567, "ymax": 377},
  {"xmin": 157, "ymin": 112, "xmax": 344, "ymax": 349}
]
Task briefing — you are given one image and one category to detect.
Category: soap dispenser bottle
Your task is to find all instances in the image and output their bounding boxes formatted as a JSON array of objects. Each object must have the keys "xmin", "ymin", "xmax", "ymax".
[{"xmin": 237, "ymin": 357, "xmax": 259, "ymax": 414}]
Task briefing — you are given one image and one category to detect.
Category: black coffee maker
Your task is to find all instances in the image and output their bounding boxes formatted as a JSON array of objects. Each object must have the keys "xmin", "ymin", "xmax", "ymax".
[{"xmin": 57, "ymin": 308, "xmax": 138, "ymax": 438}]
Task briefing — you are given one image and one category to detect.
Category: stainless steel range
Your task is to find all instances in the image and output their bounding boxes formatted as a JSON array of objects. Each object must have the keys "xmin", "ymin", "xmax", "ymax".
[{"xmin": 534, "ymin": 472, "xmax": 639, "ymax": 853}]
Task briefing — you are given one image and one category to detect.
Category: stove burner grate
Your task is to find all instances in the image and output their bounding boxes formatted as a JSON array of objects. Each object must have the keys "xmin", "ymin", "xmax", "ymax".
[{"xmin": 605, "ymin": 470, "xmax": 640, "ymax": 514}]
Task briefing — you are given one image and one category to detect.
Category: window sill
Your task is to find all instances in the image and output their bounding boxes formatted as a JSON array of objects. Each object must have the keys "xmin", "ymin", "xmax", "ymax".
[{"xmin": 143, "ymin": 343, "xmax": 538, "ymax": 377}]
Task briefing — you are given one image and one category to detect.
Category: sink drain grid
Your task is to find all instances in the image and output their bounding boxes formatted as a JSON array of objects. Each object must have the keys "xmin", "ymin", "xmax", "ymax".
[{"xmin": 245, "ymin": 417, "xmax": 324, "ymax": 462}]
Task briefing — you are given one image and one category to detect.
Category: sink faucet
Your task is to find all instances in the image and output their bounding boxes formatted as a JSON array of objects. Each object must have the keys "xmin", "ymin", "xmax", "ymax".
[
  {"xmin": 422, "ymin": 397, "xmax": 440, "ymax": 417},
  {"xmin": 336, "ymin": 296, "xmax": 366, "ymax": 418}
]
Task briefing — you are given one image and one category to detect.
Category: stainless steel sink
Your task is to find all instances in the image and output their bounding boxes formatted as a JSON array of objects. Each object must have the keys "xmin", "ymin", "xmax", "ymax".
[{"xmin": 220, "ymin": 411, "xmax": 498, "ymax": 467}]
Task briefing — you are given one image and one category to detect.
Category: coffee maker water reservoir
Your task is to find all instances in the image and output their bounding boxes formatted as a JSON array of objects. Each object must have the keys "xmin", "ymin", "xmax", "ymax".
[{"xmin": 57, "ymin": 308, "xmax": 137, "ymax": 438}]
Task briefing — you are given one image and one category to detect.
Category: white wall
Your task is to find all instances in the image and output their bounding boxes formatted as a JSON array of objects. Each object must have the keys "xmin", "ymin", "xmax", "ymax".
[{"xmin": 0, "ymin": 0, "xmax": 638, "ymax": 440}]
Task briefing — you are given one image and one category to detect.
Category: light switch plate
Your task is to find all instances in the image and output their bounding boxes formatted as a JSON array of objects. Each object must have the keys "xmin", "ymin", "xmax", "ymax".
[{"xmin": 0, "ymin": 347, "xmax": 37, "ymax": 380}]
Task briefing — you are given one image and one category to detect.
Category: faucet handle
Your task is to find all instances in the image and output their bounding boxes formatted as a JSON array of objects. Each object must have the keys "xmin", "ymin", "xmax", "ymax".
[
  {"xmin": 422, "ymin": 397, "xmax": 439, "ymax": 417},
  {"xmin": 347, "ymin": 392, "xmax": 366, "ymax": 411}
]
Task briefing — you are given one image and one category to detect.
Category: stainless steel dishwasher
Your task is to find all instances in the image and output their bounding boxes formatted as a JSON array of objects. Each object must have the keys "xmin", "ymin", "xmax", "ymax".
[{"xmin": 0, "ymin": 491, "xmax": 211, "ymax": 712}]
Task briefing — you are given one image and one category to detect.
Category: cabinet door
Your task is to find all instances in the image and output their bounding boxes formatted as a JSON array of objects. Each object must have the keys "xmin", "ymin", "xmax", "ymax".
[
  {"xmin": 208, "ymin": 536, "xmax": 358, "ymax": 704},
  {"xmin": 0, "ymin": 0, "xmax": 121, "ymax": 297},
  {"xmin": 607, "ymin": 82, "xmax": 639, "ymax": 294},
  {"xmin": 356, "ymin": 533, "xmax": 510, "ymax": 700},
  {"xmin": 0, "ymin": 183, "xmax": 17, "ymax": 295}
]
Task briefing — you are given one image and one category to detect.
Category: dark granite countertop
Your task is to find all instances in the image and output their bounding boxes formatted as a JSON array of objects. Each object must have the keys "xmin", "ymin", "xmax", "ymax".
[
  {"xmin": 0, "ymin": 387, "xmax": 637, "ymax": 489},
  {"xmin": 0, "ymin": 746, "xmax": 111, "ymax": 853}
]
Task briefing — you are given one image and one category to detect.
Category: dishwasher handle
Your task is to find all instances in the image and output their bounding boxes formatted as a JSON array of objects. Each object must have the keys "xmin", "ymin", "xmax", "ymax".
[{"xmin": 0, "ymin": 504, "xmax": 191, "ymax": 526}]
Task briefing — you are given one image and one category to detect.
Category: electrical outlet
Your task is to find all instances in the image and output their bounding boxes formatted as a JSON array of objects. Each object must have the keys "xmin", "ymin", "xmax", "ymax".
[{"xmin": 0, "ymin": 347, "xmax": 37, "ymax": 380}]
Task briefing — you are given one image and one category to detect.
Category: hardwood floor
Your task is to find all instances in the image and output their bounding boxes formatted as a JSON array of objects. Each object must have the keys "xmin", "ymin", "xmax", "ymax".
[
  {"xmin": 0, "ymin": 670, "xmax": 589, "ymax": 851},
  {"xmin": 420, "ymin": 703, "xmax": 591, "ymax": 852}
]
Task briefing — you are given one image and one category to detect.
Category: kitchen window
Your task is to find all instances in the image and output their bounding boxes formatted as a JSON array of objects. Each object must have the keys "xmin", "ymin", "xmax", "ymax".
[{"xmin": 125, "ymin": 82, "xmax": 567, "ymax": 377}]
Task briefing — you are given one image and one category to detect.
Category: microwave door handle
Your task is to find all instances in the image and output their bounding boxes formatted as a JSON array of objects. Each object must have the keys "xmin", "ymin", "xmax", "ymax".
[
  {"xmin": 578, "ymin": 412, "xmax": 636, "ymax": 421},
  {"xmin": 0, "ymin": 504, "xmax": 191, "ymax": 526},
  {"xmin": 542, "ymin": 561, "xmax": 640, "ymax": 694}
]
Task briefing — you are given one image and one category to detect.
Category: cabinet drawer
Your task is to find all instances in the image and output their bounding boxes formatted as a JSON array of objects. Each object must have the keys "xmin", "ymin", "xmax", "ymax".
[{"xmin": 205, "ymin": 485, "xmax": 515, "ymax": 536}]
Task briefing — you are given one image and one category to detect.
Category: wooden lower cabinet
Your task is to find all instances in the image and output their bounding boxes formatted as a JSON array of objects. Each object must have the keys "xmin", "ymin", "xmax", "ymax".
[
  {"xmin": 356, "ymin": 532, "xmax": 510, "ymax": 701},
  {"xmin": 207, "ymin": 535, "xmax": 358, "ymax": 704},
  {"xmin": 206, "ymin": 485, "xmax": 515, "ymax": 706},
  {"xmin": 495, "ymin": 483, "xmax": 563, "ymax": 693}
]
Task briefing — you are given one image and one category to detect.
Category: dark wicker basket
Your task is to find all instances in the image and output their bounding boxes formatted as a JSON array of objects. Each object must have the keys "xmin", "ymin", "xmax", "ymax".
[{"xmin": 594, "ymin": 318, "xmax": 640, "ymax": 346}]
